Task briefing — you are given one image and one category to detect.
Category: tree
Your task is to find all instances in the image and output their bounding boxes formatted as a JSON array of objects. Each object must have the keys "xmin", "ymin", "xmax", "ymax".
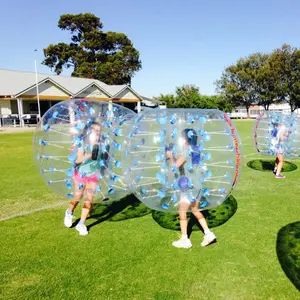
[
  {"xmin": 156, "ymin": 85, "xmax": 231, "ymax": 111},
  {"xmin": 216, "ymin": 53, "xmax": 268, "ymax": 117},
  {"xmin": 268, "ymin": 44, "xmax": 300, "ymax": 112},
  {"xmin": 255, "ymin": 54, "xmax": 281, "ymax": 110},
  {"xmin": 157, "ymin": 85, "xmax": 201, "ymax": 108},
  {"xmin": 216, "ymin": 45, "xmax": 300, "ymax": 113},
  {"xmin": 42, "ymin": 13, "xmax": 142, "ymax": 85},
  {"xmin": 174, "ymin": 85, "xmax": 202, "ymax": 108},
  {"xmin": 156, "ymin": 93, "xmax": 176, "ymax": 107},
  {"xmin": 207, "ymin": 95, "xmax": 233, "ymax": 112}
]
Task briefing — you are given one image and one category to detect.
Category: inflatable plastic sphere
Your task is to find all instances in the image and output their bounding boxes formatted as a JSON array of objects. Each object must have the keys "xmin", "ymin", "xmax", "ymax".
[
  {"xmin": 253, "ymin": 111, "xmax": 300, "ymax": 158},
  {"xmin": 33, "ymin": 99, "xmax": 136, "ymax": 203},
  {"xmin": 123, "ymin": 109, "xmax": 242, "ymax": 213}
]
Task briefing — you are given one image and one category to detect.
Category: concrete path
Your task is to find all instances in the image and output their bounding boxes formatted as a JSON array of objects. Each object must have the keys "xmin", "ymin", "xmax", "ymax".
[{"xmin": 0, "ymin": 126, "xmax": 36, "ymax": 133}]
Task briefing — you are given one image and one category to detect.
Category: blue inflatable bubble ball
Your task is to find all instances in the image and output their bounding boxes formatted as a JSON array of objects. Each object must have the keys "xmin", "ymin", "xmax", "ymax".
[
  {"xmin": 33, "ymin": 99, "xmax": 136, "ymax": 203},
  {"xmin": 253, "ymin": 111, "xmax": 300, "ymax": 158},
  {"xmin": 123, "ymin": 109, "xmax": 242, "ymax": 213}
]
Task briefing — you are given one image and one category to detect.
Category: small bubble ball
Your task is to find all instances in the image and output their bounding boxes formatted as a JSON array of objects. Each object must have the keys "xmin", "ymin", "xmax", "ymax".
[{"xmin": 253, "ymin": 111, "xmax": 300, "ymax": 158}]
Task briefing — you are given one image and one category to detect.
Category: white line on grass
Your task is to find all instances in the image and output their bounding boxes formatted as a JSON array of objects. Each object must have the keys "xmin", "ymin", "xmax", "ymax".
[{"xmin": 0, "ymin": 200, "xmax": 68, "ymax": 222}]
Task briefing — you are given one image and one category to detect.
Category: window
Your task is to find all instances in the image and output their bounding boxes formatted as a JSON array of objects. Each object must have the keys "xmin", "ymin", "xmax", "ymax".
[{"xmin": 29, "ymin": 103, "xmax": 38, "ymax": 112}]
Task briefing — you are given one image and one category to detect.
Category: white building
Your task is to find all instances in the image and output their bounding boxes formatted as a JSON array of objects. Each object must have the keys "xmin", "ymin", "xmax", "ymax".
[
  {"xmin": 0, "ymin": 69, "xmax": 155, "ymax": 127},
  {"xmin": 229, "ymin": 104, "xmax": 300, "ymax": 119}
]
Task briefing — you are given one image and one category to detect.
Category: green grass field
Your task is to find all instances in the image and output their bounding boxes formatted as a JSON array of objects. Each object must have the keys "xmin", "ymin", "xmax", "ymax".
[{"xmin": 0, "ymin": 120, "xmax": 299, "ymax": 300}]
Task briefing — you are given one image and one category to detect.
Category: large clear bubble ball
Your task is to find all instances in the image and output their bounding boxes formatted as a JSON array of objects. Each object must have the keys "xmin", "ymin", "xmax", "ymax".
[
  {"xmin": 33, "ymin": 99, "xmax": 136, "ymax": 202},
  {"xmin": 253, "ymin": 111, "xmax": 300, "ymax": 158},
  {"xmin": 123, "ymin": 109, "xmax": 242, "ymax": 213}
]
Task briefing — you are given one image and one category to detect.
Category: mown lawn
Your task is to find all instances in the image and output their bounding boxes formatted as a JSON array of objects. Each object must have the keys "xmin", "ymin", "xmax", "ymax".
[{"xmin": 0, "ymin": 120, "xmax": 299, "ymax": 299}]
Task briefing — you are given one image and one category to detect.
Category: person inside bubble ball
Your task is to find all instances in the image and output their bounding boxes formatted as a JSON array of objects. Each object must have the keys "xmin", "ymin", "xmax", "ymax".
[
  {"xmin": 64, "ymin": 121, "xmax": 109, "ymax": 235},
  {"xmin": 270, "ymin": 120, "xmax": 289, "ymax": 179},
  {"xmin": 166, "ymin": 128, "xmax": 216, "ymax": 248}
]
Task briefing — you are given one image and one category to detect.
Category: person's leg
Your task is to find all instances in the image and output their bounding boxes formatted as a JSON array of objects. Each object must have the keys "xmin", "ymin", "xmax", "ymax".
[
  {"xmin": 172, "ymin": 197, "xmax": 192, "ymax": 248},
  {"xmin": 79, "ymin": 201, "xmax": 94, "ymax": 223},
  {"xmin": 178, "ymin": 201, "xmax": 189, "ymax": 238},
  {"xmin": 191, "ymin": 201, "xmax": 216, "ymax": 247},
  {"xmin": 68, "ymin": 189, "xmax": 83, "ymax": 213},
  {"xmin": 275, "ymin": 154, "xmax": 285, "ymax": 178},
  {"xmin": 64, "ymin": 184, "xmax": 85, "ymax": 228},
  {"xmin": 191, "ymin": 201, "xmax": 209, "ymax": 231},
  {"xmin": 76, "ymin": 182, "xmax": 96, "ymax": 236},
  {"xmin": 274, "ymin": 156, "xmax": 279, "ymax": 174},
  {"xmin": 66, "ymin": 170, "xmax": 85, "ymax": 216}
]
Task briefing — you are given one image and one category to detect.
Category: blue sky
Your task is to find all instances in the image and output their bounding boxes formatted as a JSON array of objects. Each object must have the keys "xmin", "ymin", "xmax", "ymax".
[{"xmin": 1, "ymin": 0, "xmax": 300, "ymax": 97}]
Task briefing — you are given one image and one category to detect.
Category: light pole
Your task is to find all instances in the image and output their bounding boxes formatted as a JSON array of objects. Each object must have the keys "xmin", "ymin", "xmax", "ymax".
[{"xmin": 34, "ymin": 50, "xmax": 41, "ymax": 121}]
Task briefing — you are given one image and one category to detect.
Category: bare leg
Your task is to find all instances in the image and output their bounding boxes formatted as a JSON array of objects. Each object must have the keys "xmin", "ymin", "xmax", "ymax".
[
  {"xmin": 64, "ymin": 184, "xmax": 85, "ymax": 228},
  {"xmin": 276, "ymin": 154, "xmax": 284, "ymax": 176},
  {"xmin": 172, "ymin": 198, "xmax": 192, "ymax": 248},
  {"xmin": 191, "ymin": 201, "xmax": 209, "ymax": 231},
  {"xmin": 67, "ymin": 180, "xmax": 85, "ymax": 213},
  {"xmin": 80, "ymin": 202, "xmax": 93, "ymax": 223},
  {"xmin": 68, "ymin": 188, "xmax": 84, "ymax": 213},
  {"xmin": 80, "ymin": 182, "xmax": 96, "ymax": 223},
  {"xmin": 178, "ymin": 200, "xmax": 190, "ymax": 237},
  {"xmin": 275, "ymin": 156, "xmax": 279, "ymax": 172},
  {"xmin": 74, "ymin": 182, "xmax": 96, "ymax": 235},
  {"xmin": 191, "ymin": 201, "xmax": 216, "ymax": 247}
]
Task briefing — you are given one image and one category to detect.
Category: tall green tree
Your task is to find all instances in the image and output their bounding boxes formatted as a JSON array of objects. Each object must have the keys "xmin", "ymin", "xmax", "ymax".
[
  {"xmin": 216, "ymin": 53, "xmax": 268, "ymax": 117},
  {"xmin": 255, "ymin": 54, "xmax": 281, "ymax": 110},
  {"xmin": 42, "ymin": 13, "xmax": 142, "ymax": 85},
  {"xmin": 268, "ymin": 44, "xmax": 300, "ymax": 112}
]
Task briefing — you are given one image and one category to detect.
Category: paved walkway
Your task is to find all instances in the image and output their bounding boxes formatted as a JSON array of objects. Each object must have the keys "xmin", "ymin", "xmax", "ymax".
[{"xmin": 0, "ymin": 126, "xmax": 36, "ymax": 133}]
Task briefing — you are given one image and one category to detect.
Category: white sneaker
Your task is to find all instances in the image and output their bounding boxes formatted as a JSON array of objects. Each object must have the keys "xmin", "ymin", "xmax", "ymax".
[
  {"xmin": 64, "ymin": 210, "xmax": 74, "ymax": 228},
  {"xmin": 201, "ymin": 232, "xmax": 216, "ymax": 247},
  {"xmin": 76, "ymin": 223, "xmax": 88, "ymax": 236},
  {"xmin": 172, "ymin": 238, "xmax": 192, "ymax": 248}
]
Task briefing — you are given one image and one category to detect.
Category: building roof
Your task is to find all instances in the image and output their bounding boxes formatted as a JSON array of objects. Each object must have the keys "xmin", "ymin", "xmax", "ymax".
[
  {"xmin": 0, "ymin": 69, "xmax": 128, "ymax": 98},
  {"xmin": 141, "ymin": 95, "xmax": 160, "ymax": 103},
  {"xmin": 140, "ymin": 95, "xmax": 161, "ymax": 107}
]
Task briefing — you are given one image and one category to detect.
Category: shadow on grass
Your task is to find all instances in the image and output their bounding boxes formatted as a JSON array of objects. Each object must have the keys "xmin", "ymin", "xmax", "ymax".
[
  {"xmin": 152, "ymin": 195, "xmax": 238, "ymax": 236},
  {"xmin": 276, "ymin": 221, "xmax": 300, "ymax": 291},
  {"xmin": 247, "ymin": 159, "xmax": 297, "ymax": 172},
  {"xmin": 84, "ymin": 194, "xmax": 152, "ymax": 230}
]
